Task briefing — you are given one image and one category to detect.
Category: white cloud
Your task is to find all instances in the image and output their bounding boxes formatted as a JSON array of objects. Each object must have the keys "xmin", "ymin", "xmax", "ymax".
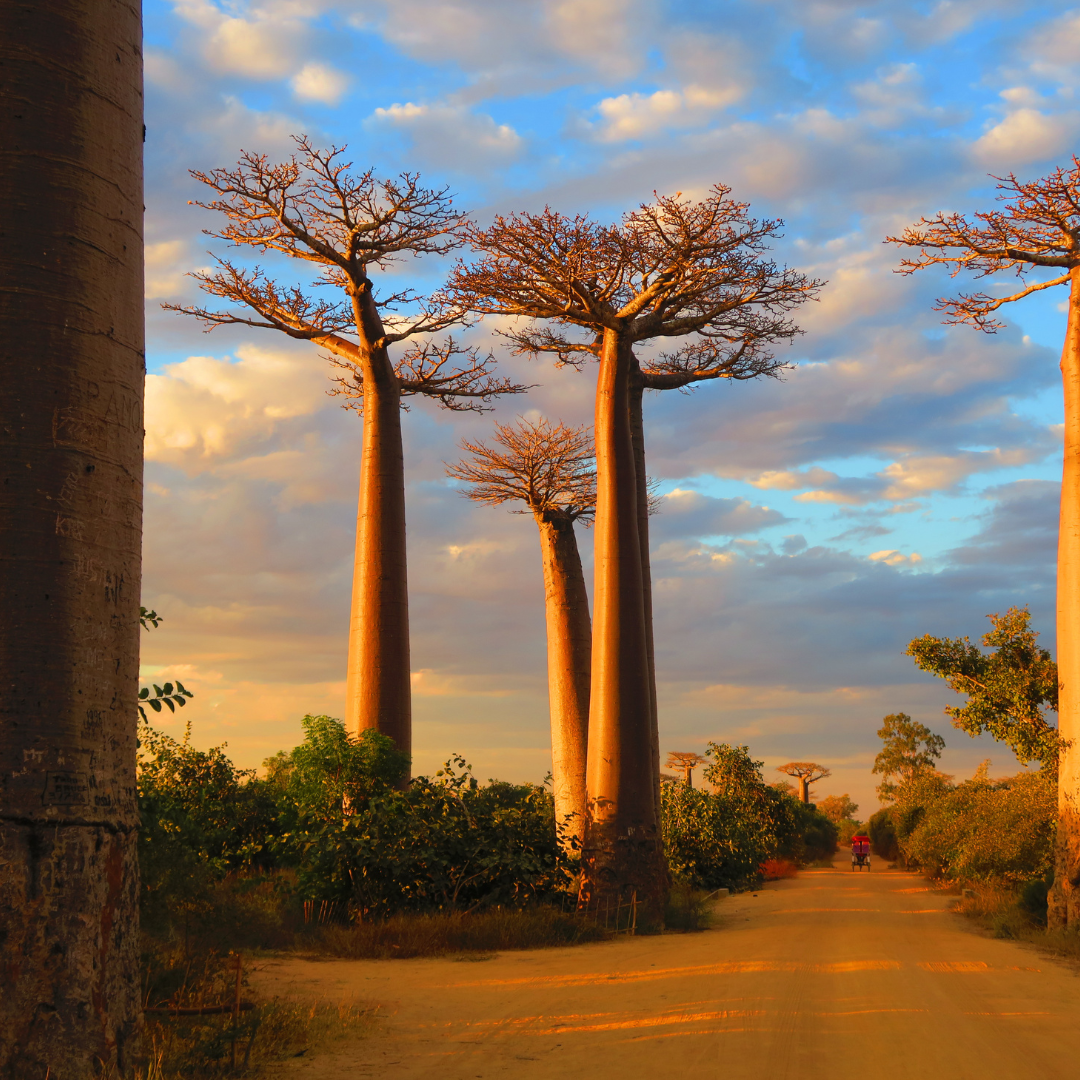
[
  {"xmin": 291, "ymin": 62, "xmax": 350, "ymax": 105},
  {"xmin": 145, "ymin": 240, "xmax": 200, "ymax": 300},
  {"xmin": 145, "ymin": 344, "xmax": 332, "ymax": 469},
  {"xmin": 173, "ymin": 0, "xmax": 306, "ymax": 80},
  {"xmin": 369, "ymin": 101, "xmax": 523, "ymax": 170},
  {"xmin": 972, "ymin": 105, "xmax": 1080, "ymax": 167},
  {"xmin": 592, "ymin": 84, "xmax": 742, "ymax": 142},
  {"xmin": 868, "ymin": 549, "xmax": 922, "ymax": 566}
]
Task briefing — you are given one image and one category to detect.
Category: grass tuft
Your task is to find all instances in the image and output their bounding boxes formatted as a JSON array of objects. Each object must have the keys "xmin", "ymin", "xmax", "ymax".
[
  {"xmin": 664, "ymin": 884, "xmax": 715, "ymax": 932},
  {"xmin": 308, "ymin": 905, "xmax": 607, "ymax": 959}
]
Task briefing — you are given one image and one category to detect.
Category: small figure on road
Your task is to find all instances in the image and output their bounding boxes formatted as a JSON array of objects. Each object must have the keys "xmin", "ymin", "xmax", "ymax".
[{"xmin": 851, "ymin": 834, "xmax": 871, "ymax": 872}]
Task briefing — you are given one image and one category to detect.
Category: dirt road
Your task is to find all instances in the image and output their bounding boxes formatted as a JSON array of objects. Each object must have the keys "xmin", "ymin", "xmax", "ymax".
[{"xmin": 255, "ymin": 864, "xmax": 1080, "ymax": 1079}]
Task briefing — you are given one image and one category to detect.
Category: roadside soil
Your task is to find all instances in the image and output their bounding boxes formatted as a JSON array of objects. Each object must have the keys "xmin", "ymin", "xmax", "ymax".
[{"xmin": 253, "ymin": 861, "xmax": 1080, "ymax": 1079}]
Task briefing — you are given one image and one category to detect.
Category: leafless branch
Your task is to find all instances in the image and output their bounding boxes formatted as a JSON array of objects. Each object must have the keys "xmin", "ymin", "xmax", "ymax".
[
  {"xmin": 886, "ymin": 156, "xmax": 1080, "ymax": 331},
  {"xmin": 332, "ymin": 337, "xmax": 531, "ymax": 413},
  {"xmin": 446, "ymin": 418, "xmax": 596, "ymax": 521}
]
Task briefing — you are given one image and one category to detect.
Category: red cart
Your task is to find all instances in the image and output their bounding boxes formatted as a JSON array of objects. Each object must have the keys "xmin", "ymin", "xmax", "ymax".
[{"xmin": 851, "ymin": 834, "xmax": 871, "ymax": 871}]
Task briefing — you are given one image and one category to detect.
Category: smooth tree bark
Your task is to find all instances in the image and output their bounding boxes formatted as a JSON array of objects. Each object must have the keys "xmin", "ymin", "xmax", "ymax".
[
  {"xmin": 888, "ymin": 159, "xmax": 1080, "ymax": 928},
  {"xmin": 776, "ymin": 762, "xmax": 832, "ymax": 804},
  {"xmin": 447, "ymin": 419, "xmax": 595, "ymax": 847},
  {"xmin": 628, "ymin": 341, "xmax": 794, "ymax": 818},
  {"xmin": 449, "ymin": 191, "xmax": 821, "ymax": 911},
  {"xmin": 171, "ymin": 143, "xmax": 524, "ymax": 765},
  {"xmin": 0, "ymin": 1, "xmax": 145, "ymax": 1075}
]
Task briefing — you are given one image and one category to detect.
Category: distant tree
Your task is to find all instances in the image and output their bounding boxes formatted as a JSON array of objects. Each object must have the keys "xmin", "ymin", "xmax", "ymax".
[
  {"xmin": 1, "ymin": 4, "xmax": 145, "ymax": 1075},
  {"xmin": 817, "ymin": 793, "xmax": 859, "ymax": 824},
  {"xmin": 449, "ymin": 189, "xmax": 820, "ymax": 912},
  {"xmin": 907, "ymin": 607, "xmax": 1058, "ymax": 767},
  {"xmin": 871, "ymin": 713, "xmax": 946, "ymax": 802},
  {"xmin": 447, "ymin": 418, "xmax": 595, "ymax": 847},
  {"xmin": 776, "ymin": 762, "xmax": 831, "ymax": 804},
  {"xmin": 171, "ymin": 138, "xmax": 525, "ymax": 765},
  {"xmin": 887, "ymin": 159, "xmax": 1080, "ymax": 928},
  {"xmin": 666, "ymin": 751, "xmax": 709, "ymax": 788}
]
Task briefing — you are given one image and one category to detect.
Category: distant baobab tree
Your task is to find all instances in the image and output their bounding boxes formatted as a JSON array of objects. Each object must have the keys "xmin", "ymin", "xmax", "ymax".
[
  {"xmin": 777, "ymin": 762, "xmax": 832, "ymax": 804},
  {"xmin": 1, "ymin": 2, "xmax": 145, "ymax": 1074},
  {"xmin": 447, "ymin": 418, "xmax": 595, "ymax": 846},
  {"xmin": 448, "ymin": 188, "xmax": 820, "ymax": 911},
  {"xmin": 887, "ymin": 157, "xmax": 1080, "ymax": 930},
  {"xmin": 666, "ymin": 751, "xmax": 709, "ymax": 787},
  {"xmin": 171, "ymin": 139, "xmax": 525, "ymax": 765}
]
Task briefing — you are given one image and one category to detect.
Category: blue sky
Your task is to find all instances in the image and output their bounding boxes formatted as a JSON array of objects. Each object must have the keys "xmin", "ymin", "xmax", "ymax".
[{"xmin": 139, "ymin": 0, "xmax": 1078, "ymax": 812}]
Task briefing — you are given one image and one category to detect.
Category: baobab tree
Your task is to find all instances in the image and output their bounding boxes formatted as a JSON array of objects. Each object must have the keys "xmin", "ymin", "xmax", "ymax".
[
  {"xmin": 666, "ymin": 751, "xmax": 709, "ymax": 788},
  {"xmin": 448, "ymin": 189, "xmax": 820, "ymax": 910},
  {"xmin": 447, "ymin": 418, "xmax": 595, "ymax": 845},
  {"xmin": 1, "ymin": 1, "xmax": 144, "ymax": 1075},
  {"xmin": 888, "ymin": 158, "xmax": 1080, "ymax": 929},
  {"xmin": 777, "ymin": 762, "xmax": 832, "ymax": 804},
  {"xmin": 171, "ymin": 140, "xmax": 524, "ymax": 763}
]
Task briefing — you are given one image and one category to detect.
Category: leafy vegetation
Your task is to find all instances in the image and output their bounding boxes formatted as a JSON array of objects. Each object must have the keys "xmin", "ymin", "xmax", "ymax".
[
  {"xmin": 906, "ymin": 607, "xmax": 1058, "ymax": 767},
  {"xmin": 661, "ymin": 743, "xmax": 838, "ymax": 891}
]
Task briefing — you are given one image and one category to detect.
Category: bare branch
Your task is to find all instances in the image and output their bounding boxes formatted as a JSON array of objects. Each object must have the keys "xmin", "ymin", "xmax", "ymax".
[
  {"xmin": 446, "ymin": 418, "xmax": 596, "ymax": 521},
  {"xmin": 886, "ymin": 156, "xmax": 1080, "ymax": 330},
  {"xmin": 331, "ymin": 337, "xmax": 531, "ymax": 413},
  {"xmin": 447, "ymin": 187, "xmax": 822, "ymax": 365}
]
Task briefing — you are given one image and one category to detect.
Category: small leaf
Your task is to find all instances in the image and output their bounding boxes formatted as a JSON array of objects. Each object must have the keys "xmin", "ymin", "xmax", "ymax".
[
  {"xmin": 162, "ymin": 682, "xmax": 174, "ymax": 696},
  {"xmin": 139, "ymin": 687, "xmax": 149, "ymax": 700},
  {"xmin": 164, "ymin": 698, "xmax": 176, "ymax": 713},
  {"xmin": 149, "ymin": 699, "xmax": 162, "ymax": 713}
]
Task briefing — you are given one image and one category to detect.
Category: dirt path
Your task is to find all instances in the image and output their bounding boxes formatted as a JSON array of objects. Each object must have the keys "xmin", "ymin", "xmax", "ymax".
[{"xmin": 254, "ymin": 864, "xmax": 1080, "ymax": 1079}]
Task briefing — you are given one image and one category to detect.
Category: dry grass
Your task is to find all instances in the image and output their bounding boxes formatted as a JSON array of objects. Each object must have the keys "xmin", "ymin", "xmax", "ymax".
[
  {"xmin": 307, "ymin": 905, "xmax": 607, "ymax": 959},
  {"xmin": 132, "ymin": 995, "xmax": 372, "ymax": 1079},
  {"xmin": 951, "ymin": 883, "xmax": 1080, "ymax": 963}
]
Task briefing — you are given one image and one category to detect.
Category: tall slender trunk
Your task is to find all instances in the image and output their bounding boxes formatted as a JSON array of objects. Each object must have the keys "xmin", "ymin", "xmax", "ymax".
[
  {"xmin": 0, "ymin": 2, "xmax": 144, "ymax": 1075},
  {"xmin": 581, "ymin": 330, "xmax": 666, "ymax": 913},
  {"xmin": 535, "ymin": 513, "xmax": 591, "ymax": 849},
  {"xmin": 799, "ymin": 778, "xmax": 810, "ymax": 804},
  {"xmin": 628, "ymin": 360, "xmax": 661, "ymax": 819},
  {"xmin": 1051, "ymin": 267, "xmax": 1080, "ymax": 930},
  {"xmin": 344, "ymin": 289, "xmax": 412, "ymax": 766}
]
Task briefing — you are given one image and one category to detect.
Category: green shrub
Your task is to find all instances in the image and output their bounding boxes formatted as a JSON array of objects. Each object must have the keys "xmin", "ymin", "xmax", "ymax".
[
  {"xmin": 868, "ymin": 809, "xmax": 900, "ymax": 861},
  {"xmin": 890, "ymin": 765, "xmax": 1054, "ymax": 886},
  {"xmin": 660, "ymin": 743, "xmax": 836, "ymax": 890}
]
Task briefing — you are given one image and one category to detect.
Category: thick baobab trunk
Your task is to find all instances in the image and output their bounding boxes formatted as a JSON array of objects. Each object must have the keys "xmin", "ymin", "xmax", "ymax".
[
  {"xmin": 628, "ymin": 362, "xmax": 661, "ymax": 815},
  {"xmin": 1051, "ymin": 267, "xmax": 1080, "ymax": 930},
  {"xmin": 344, "ymin": 290, "xmax": 412, "ymax": 765},
  {"xmin": 535, "ymin": 513, "xmax": 591, "ymax": 849},
  {"xmin": 799, "ymin": 778, "xmax": 810, "ymax": 804},
  {"xmin": 581, "ymin": 331, "xmax": 667, "ymax": 914},
  {"xmin": 0, "ymin": 2, "xmax": 145, "ymax": 1076}
]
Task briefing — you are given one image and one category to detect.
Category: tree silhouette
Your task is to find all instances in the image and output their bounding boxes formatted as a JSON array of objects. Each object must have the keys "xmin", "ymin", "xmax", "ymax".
[
  {"xmin": 888, "ymin": 159, "xmax": 1080, "ymax": 927},
  {"xmin": 665, "ymin": 751, "xmax": 709, "ymax": 788},
  {"xmin": 447, "ymin": 418, "xmax": 595, "ymax": 846},
  {"xmin": 776, "ymin": 762, "xmax": 832, "ymax": 804},
  {"xmin": 0, "ymin": 2, "xmax": 145, "ymax": 1073},
  {"xmin": 907, "ymin": 608, "xmax": 1057, "ymax": 767},
  {"xmin": 171, "ymin": 139, "xmax": 526, "ymax": 764},
  {"xmin": 871, "ymin": 714, "xmax": 945, "ymax": 802},
  {"xmin": 449, "ymin": 188, "xmax": 820, "ymax": 911}
]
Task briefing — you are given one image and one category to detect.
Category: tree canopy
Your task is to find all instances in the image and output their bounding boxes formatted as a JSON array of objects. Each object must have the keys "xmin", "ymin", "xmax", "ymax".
[
  {"xmin": 872, "ymin": 712, "xmax": 946, "ymax": 801},
  {"xmin": 906, "ymin": 607, "xmax": 1058, "ymax": 767}
]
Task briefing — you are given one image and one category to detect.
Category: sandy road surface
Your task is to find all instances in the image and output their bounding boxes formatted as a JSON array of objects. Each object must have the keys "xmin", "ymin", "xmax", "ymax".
[{"xmin": 254, "ymin": 864, "xmax": 1080, "ymax": 1079}]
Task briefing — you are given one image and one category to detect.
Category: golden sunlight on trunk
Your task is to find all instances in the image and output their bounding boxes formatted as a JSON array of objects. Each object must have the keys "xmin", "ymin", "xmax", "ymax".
[
  {"xmin": 537, "ymin": 515, "xmax": 592, "ymax": 848},
  {"xmin": 345, "ymin": 345, "xmax": 413, "ymax": 766},
  {"xmin": 1052, "ymin": 267, "xmax": 1080, "ymax": 930},
  {"xmin": 582, "ymin": 332, "xmax": 667, "ymax": 913}
]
